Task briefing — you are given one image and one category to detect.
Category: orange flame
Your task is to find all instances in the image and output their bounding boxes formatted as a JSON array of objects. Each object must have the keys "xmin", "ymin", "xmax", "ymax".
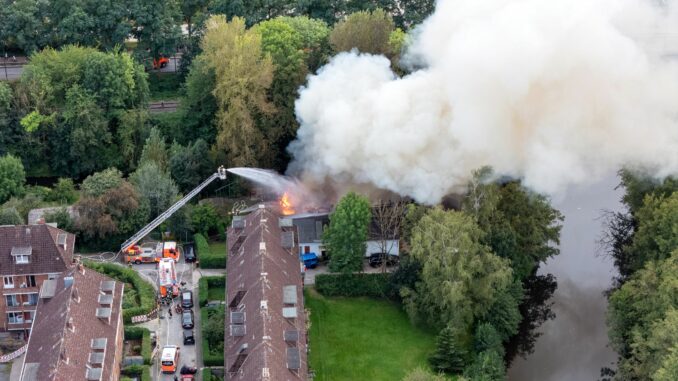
[{"xmin": 280, "ymin": 192, "xmax": 296, "ymax": 216}]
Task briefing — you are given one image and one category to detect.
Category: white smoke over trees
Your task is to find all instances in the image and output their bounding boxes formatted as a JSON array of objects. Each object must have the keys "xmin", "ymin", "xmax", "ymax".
[{"xmin": 288, "ymin": 0, "xmax": 678, "ymax": 204}]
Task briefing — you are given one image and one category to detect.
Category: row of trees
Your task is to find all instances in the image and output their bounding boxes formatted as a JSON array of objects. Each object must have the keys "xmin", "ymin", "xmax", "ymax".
[
  {"xmin": 1, "ymin": 7, "xmax": 411, "ymax": 182},
  {"xmin": 320, "ymin": 168, "xmax": 563, "ymax": 380},
  {"xmin": 179, "ymin": 9, "xmax": 407, "ymax": 173},
  {"xmin": 604, "ymin": 172, "xmax": 677, "ymax": 380},
  {"xmin": 0, "ymin": 0, "xmax": 433, "ymax": 56}
]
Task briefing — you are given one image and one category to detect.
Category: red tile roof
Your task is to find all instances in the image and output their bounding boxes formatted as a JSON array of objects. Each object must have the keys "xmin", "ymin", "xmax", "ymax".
[
  {"xmin": 0, "ymin": 225, "xmax": 75, "ymax": 275},
  {"xmin": 22, "ymin": 265, "xmax": 124, "ymax": 381},
  {"xmin": 226, "ymin": 205, "xmax": 307, "ymax": 381}
]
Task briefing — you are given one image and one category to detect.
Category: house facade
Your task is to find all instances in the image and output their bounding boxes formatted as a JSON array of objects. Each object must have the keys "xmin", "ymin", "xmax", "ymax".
[
  {"xmin": 20, "ymin": 264, "xmax": 125, "ymax": 381},
  {"xmin": 289, "ymin": 212, "xmax": 400, "ymax": 259},
  {"xmin": 226, "ymin": 205, "xmax": 308, "ymax": 381},
  {"xmin": 0, "ymin": 225, "xmax": 75, "ymax": 336}
]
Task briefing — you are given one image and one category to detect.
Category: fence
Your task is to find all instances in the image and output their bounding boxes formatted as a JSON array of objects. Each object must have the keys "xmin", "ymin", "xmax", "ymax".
[
  {"xmin": 0, "ymin": 344, "xmax": 27, "ymax": 362},
  {"xmin": 131, "ymin": 306, "xmax": 159, "ymax": 324},
  {"xmin": 0, "ymin": 60, "xmax": 26, "ymax": 81}
]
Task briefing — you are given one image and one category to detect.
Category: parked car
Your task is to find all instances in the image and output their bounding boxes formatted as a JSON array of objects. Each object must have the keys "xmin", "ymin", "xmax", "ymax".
[
  {"xmin": 181, "ymin": 290, "xmax": 193, "ymax": 309},
  {"xmin": 184, "ymin": 244, "xmax": 196, "ymax": 263},
  {"xmin": 182, "ymin": 309, "xmax": 194, "ymax": 329},
  {"xmin": 183, "ymin": 329, "xmax": 195, "ymax": 345},
  {"xmin": 368, "ymin": 253, "xmax": 399, "ymax": 268}
]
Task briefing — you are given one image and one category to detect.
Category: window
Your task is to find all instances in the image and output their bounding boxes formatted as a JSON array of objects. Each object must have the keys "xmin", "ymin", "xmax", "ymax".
[
  {"xmin": 7, "ymin": 312, "xmax": 23, "ymax": 324},
  {"xmin": 15, "ymin": 255, "xmax": 29, "ymax": 264},
  {"xmin": 25, "ymin": 276, "xmax": 36, "ymax": 288},
  {"xmin": 3, "ymin": 277, "xmax": 13, "ymax": 289},
  {"xmin": 23, "ymin": 311, "xmax": 33, "ymax": 323},
  {"xmin": 26, "ymin": 293, "xmax": 38, "ymax": 306},
  {"xmin": 5, "ymin": 295, "xmax": 19, "ymax": 307}
]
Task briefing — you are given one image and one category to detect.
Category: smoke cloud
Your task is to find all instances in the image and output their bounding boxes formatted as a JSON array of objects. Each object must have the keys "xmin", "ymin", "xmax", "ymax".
[{"xmin": 288, "ymin": 0, "xmax": 678, "ymax": 204}]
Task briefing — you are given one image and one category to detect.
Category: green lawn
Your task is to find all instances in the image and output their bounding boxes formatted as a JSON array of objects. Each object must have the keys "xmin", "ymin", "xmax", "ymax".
[
  {"xmin": 306, "ymin": 289, "xmax": 437, "ymax": 381},
  {"xmin": 208, "ymin": 241, "xmax": 226, "ymax": 256},
  {"xmin": 207, "ymin": 285, "xmax": 225, "ymax": 301}
]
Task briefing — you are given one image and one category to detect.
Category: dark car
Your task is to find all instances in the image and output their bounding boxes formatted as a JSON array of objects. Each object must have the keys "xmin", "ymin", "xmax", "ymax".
[
  {"xmin": 368, "ymin": 253, "xmax": 399, "ymax": 268},
  {"xmin": 184, "ymin": 244, "xmax": 197, "ymax": 263},
  {"xmin": 183, "ymin": 329, "xmax": 195, "ymax": 345},
  {"xmin": 181, "ymin": 290, "xmax": 194, "ymax": 309},
  {"xmin": 182, "ymin": 309, "xmax": 194, "ymax": 329}
]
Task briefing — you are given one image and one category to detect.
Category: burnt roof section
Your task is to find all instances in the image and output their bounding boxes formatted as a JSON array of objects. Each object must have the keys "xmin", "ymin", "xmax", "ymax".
[
  {"xmin": 22, "ymin": 267, "xmax": 124, "ymax": 381},
  {"xmin": 0, "ymin": 225, "xmax": 75, "ymax": 275},
  {"xmin": 226, "ymin": 206, "xmax": 307, "ymax": 381}
]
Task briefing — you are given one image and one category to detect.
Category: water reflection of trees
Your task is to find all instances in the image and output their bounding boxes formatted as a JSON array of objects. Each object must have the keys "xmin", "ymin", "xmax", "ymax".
[{"xmin": 504, "ymin": 273, "xmax": 558, "ymax": 366}]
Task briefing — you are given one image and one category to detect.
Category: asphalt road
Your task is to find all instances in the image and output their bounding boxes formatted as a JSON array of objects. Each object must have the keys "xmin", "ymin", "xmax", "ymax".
[
  {"xmin": 135, "ymin": 259, "xmax": 200, "ymax": 381},
  {"xmin": 0, "ymin": 55, "xmax": 180, "ymax": 81}
]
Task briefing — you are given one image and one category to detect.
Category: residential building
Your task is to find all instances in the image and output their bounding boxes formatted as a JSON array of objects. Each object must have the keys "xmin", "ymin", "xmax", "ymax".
[
  {"xmin": 0, "ymin": 225, "xmax": 75, "ymax": 336},
  {"xmin": 289, "ymin": 212, "xmax": 400, "ymax": 259},
  {"xmin": 20, "ymin": 264, "xmax": 124, "ymax": 381},
  {"xmin": 226, "ymin": 205, "xmax": 307, "ymax": 381}
]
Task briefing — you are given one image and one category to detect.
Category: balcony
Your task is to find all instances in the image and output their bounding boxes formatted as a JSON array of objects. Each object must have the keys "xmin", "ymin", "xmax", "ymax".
[
  {"xmin": 7, "ymin": 321, "xmax": 32, "ymax": 331},
  {"xmin": 4, "ymin": 304, "xmax": 37, "ymax": 313}
]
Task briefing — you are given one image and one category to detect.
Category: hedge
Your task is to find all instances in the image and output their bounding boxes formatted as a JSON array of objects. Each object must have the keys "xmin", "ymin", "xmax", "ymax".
[
  {"xmin": 121, "ymin": 365, "xmax": 151, "ymax": 381},
  {"xmin": 84, "ymin": 261, "xmax": 156, "ymax": 324},
  {"xmin": 195, "ymin": 233, "xmax": 226, "ymax": 269},
  {"xmin": 198, "ymin": 275, "xmax": 226, "ymax": 307},
  {"xmin": 198, "ymin": 277, "xmax": 208, "ymax": 306},
  {"xmin": 203, "ymin": 367, "xmax": 213, "ymax": 381},
  {"xmin": 124, "ymin": 327, "xmax": 152, "ymax": 365},
  {"xmin": 201, "ymin": 307, "xmax": 224, "ymax": 366},
  {"xmin": 315, "ymin": 273, "xmax": 395, "ymax": 298}
]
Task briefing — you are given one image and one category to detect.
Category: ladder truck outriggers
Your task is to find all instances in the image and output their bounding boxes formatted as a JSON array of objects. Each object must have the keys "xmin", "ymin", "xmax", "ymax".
[
  {"xmin": 158, "ymin": 258, "xmax": 179, "ymax": 302},
  {"xmin": 121, "ymin": 166, "xmax": 227, "ymax": 264}
]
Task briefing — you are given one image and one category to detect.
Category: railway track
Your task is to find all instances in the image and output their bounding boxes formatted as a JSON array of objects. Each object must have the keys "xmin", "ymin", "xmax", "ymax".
[{"xmin": 148, "ymin": 100, "xmax": 179, "ymax": 113}]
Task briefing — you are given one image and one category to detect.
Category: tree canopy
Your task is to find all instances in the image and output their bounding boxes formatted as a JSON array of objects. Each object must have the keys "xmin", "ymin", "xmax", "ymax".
[
  {"xmin": 404, "ymin": 208, "xmax": 514, "ymax": 330},
  {"xmin": 324, "ymin": 192, "xmax": 372, "ymax": 273}
]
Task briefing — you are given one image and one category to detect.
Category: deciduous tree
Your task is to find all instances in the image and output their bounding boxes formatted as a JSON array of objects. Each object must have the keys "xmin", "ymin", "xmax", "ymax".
[
  {"xmin": 404, "ymin": 208, "xmax": 513, "ymax": 329},
  {"xmin": 329, "ymin": 9, "xmax": 395, "ymax": 55},
  {"xmin": 199, "ymin": 15, "xmax": 274, "ymax": 167},
  {"xmin": 0, "ymin": 154, "xmax": 25, "ymax": 203},
  {"xmin": 324, "ymin": 192, "xmax": 372, "ymax": 273},
  {"xmin": 130, "ymin": 162, "xmax": 179, "ymax": 219}
]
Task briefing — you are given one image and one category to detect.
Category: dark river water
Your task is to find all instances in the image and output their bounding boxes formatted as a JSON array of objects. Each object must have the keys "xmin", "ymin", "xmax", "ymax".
[{"xmin": 508, "ymin": 174, "xmax": 623, "ymax": 380}]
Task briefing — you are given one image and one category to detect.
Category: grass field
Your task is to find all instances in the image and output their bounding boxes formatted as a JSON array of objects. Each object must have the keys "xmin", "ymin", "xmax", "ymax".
[
  {"xmin": 306, "ymin": 289, "xmax": 437, "ymax": 381},
  {"xmin": 207, "ymin": 284, "xmax": 225, "ymax": 301}
]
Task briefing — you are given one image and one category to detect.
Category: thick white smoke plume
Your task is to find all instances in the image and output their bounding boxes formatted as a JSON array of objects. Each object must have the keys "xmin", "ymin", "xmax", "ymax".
[{"xmin": 288, "ymin": 0, "xmax": 678, "ymax": 204}]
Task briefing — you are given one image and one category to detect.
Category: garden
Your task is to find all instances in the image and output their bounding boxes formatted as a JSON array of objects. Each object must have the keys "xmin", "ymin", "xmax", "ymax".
[
  {"xmin": 305, "ymin": 289, "xmax": 437, "ymax": 381},
  {"xmin": 199, "ymin": 275, "xmax": 226, "ymax": 367}
]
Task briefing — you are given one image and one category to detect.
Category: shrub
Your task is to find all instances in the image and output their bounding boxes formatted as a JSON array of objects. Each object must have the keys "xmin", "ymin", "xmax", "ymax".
[
  {"xmin": 201, "ymin": 307, "xmax": 225, "ymax": 366},
  {"xmin": 121, "ymin": 365, "xmax": 151, "ymax": 381},
  {"xmin": 48, "ymin": 178, "xmax": 78, "ymax": 204},
  {"xmin": 315, "ymin": 273, "xmax": 394, "ymax": 298},
  {"xmin": 124, "ymin": 326, "xmax": 152, "ymax": 365},
  {"xmin": 0, "ymin": 207, "xmax": 23, "ymax": 225},
  {"xmin": 26, "ymin": 185, "xmax": 51, "ymax": 200},
  {"xmin": 43, "ymin": 208, "xmax": 74, "ymax": 231},
  {"xmin": 84, "ymin": 261, "xmax": 156, "ymax": 324},
  {"xmin": 202, "ymin": 368, "xmax": 213, "ymax": 381}
]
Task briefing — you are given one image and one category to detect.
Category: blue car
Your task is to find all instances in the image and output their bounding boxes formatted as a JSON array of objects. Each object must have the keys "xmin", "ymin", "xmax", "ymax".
[{"xmin": 301, "ymin": 253, "xmax": 319, "ymax": 269}]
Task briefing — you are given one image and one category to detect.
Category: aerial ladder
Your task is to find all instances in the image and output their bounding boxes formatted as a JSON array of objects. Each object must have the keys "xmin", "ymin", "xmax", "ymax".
[{"xmin": 120, "ymin": 166, "xmax": 228, "ymax": 253}]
